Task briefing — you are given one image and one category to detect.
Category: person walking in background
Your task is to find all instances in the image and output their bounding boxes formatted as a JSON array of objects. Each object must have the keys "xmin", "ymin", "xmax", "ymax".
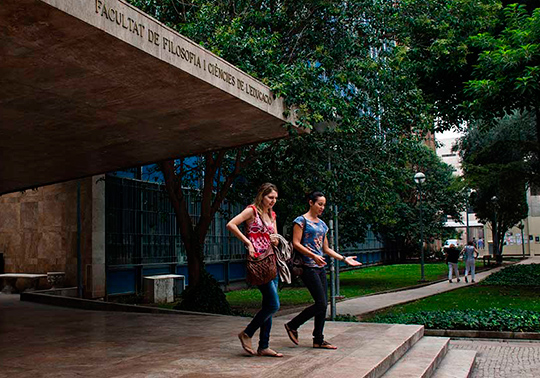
[
  {"xmin": 445, "ymin": 243, "xmax": 461, "ymax": 283},
  {"xmin": 284, "ymin": 191, "xmax": 362, "ymax": 350},
  {"xmin": 227, "ymin": 183, "xmax": 283, "ymax": 357},
  {"xmin": 462, "ymin": 241, "xmax": 479, "ymax": 283},
  {"xmin": 478, "ymin": 237, "xmax": 485, "ymax": 249}
]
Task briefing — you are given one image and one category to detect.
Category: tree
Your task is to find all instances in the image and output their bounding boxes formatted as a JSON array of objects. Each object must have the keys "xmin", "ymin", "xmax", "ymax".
[
  {"xmin": 393, "ymin": 0, "xmax": 502, "ymax": 131},
  {"xmin": 158, "ymin": 147, "xmax": 260, "ymax": 288},
  {"xmin": 376, "ymin": 144, "xmax": 466, "ymax": 259},
  {"xmin": 233, "ymin": 131, "xmax": 465, "ymax": 261},
  {"xmin": 465, "ymin": 4, "xmax": 540, "ymax": 144},
  {"xmin": 127, "ymin": 0, "xmax": 435, "ymax": 293},
  {"xmin": 457, "ymin": 111, "xmax": 533, "ymax": 261},
  {"xmin": 396, "ymin": 1, "xmax": 540, "ymax": 178}
]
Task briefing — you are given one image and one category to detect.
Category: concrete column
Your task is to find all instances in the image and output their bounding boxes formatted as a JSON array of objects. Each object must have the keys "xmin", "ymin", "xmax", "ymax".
[{"xmin": 85, "ymin": 175, "xmax": 106, "ymax": 298}]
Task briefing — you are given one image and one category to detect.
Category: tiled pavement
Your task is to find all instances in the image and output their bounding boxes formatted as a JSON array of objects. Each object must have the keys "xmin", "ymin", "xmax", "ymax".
[
  {"xmin": 0, "ymin": 294, "xmax": 426, "ymax": 377},
  {"xmin": 1, "ymin": 257, "xmax": 538, "ymax": 377},
  {"xmin": 450, "ymin": 339, "xmax": 540, "ymax": 378}
]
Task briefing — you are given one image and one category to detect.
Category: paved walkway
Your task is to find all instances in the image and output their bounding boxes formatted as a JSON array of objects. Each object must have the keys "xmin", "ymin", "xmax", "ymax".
[
  {"xmin": 0, "ymin": 257, "xmax": 538, "ymax": 377},
  {"xmin": 0, "ymin": 294, "xmax": 421, "ymax": 378},
  {"xmin": 334, "ymin": 256, "xmax": 540, "ymax": 317},
  {"xmin": 451, "ymin": 339, "xmax": 540, "ymax": 378}
]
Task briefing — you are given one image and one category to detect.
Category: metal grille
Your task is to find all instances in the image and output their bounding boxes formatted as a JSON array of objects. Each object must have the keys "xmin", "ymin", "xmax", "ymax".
[{"xmin": 105, "ymin": 176, "xmax": 245, "ymax": 267}]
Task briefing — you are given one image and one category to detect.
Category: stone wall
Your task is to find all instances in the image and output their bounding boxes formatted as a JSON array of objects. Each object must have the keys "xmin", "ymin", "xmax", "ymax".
[{"xmin": 0, "ymin": 177, "xmax": 104, "ymax": 295}]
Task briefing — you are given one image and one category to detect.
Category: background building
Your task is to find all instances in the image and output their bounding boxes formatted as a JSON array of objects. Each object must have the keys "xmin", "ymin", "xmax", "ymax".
[
  {"xmin": 437, "ymin": 130, "xmax": 539, "ymax": 257},
  {"xmin": 436, "ymin": 130, "xmax": 484, "ymax": 247}
]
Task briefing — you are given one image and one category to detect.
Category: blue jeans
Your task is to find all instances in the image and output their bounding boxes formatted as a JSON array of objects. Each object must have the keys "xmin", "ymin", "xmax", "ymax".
[{"xmin": 244, "ymin": 276, "xmax": 280, "ymax": 350}]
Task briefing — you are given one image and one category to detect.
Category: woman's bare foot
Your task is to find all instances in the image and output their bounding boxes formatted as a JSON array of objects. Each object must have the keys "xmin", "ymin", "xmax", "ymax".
[
  {"xmin": 238, "ymin": 331, "xmax": 255, "ymax": 355},
  {"xmin": 257, "ymin": 348, "xmax": 283, "ymax": 357},
  {"xmin": 313, "ymin": 340, "xmax": 337, "ymax": 349}
]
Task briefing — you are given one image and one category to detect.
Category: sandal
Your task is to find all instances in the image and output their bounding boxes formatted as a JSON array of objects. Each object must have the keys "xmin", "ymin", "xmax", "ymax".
[
  {"xmin": 257, "ymin": 348, "xmax": 283, "ymax": 357},
  {"xmin": 284, "ymin": 323, "xmax": 299, "ymax": 345},
  {"xmin": 313, "ymin": 340, "xmax": 337, "ymax": 350},
  {"xmin": 238, "ymin": 331, "xmax": 255, "ymax": 355}
]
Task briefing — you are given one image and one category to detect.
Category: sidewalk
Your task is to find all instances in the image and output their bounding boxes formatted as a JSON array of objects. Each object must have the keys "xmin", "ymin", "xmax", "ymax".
[{"xmin": 334, "ymin": 256, "xmax": 540, "ymax": 317}]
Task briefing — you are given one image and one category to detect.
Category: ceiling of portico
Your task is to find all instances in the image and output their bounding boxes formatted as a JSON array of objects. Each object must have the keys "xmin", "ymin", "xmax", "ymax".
[{"xmin": 0, "ymin": 0, "xmax": 297, "ymax": 195}]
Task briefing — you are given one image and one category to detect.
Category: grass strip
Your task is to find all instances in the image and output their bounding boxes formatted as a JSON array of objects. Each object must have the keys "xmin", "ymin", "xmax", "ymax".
[{"xmin": 226, "ymin": 261, "xmax": 482, "ymax": 310}]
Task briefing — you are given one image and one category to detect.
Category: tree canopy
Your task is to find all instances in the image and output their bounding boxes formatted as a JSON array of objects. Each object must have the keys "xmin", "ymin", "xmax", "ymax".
[
  {"xmin": 126, "ymin": 0, "xmax": 468, "ymax": 296},
  {"xmin": 129, "ymin": 0, "xmax": 430, "ymax": 133},
  {"xmin": 465, "ymin": 4, "xmax": 540, "ymax": 144},
  {"xmin": 457, "ymin": 111, "xmax": 533, "ymax": 257},
  {"xmin": 232, "ymin": 132, "xmax": 464, "ymax": 257}
]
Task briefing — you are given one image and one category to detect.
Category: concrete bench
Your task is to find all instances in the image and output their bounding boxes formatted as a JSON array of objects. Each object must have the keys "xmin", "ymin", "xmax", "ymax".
[
  {"xmin": 143, "ymin": 274, "xmax": 185, "ymax": 304},
  {"xmin": 46, "ymin": 271, "xmax": 66, "ymax": 288},
  {"xmin": 0, "ymin": 273, "xmax": 47, "ymax": 293}
]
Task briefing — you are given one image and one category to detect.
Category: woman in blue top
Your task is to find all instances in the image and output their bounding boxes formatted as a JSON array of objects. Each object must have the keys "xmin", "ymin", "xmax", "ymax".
[
  {"xmin": 462, "ymin": 241, "xmax": 479, "ymax": 283},
  {"xmin": 284, "ymin": 191, "xmax": 362, "ymax": 349}
]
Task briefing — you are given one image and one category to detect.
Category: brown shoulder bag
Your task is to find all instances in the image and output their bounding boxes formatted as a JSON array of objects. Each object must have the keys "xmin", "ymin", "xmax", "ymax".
[{"xmin": 246, "ymin": 246, "xmax": 277, "ymax": 286}]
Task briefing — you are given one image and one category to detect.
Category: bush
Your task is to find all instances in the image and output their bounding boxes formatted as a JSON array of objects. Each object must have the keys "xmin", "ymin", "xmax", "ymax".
[
  {"xmin": 174, "ymin": 271, "xmax": 232, "ymax": 315},
  {"xmin": 331, "ymin": 314, "xmax": 359, "ymax": 322},
  {"xmin": 481, "ymin": 264, "xmax": 540, "ymax": 286},
  {"xmin": 370, "ymin": 308, "xmax": 540, "ymax": 332}
]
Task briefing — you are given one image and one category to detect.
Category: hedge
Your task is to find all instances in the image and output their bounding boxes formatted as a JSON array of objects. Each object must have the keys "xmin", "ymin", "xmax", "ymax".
[
  {"xmin": 370, "ymin": 308, "xmax": 540, "ymax": 332},
  {"xmin": 481, "ymin": 264, "xmax": 540, "ymax": 286}
]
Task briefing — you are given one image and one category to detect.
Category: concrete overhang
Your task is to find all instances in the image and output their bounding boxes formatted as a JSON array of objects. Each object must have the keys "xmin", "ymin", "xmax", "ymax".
[{"xmin": 0, "ymin": 0, "xmax": 298, "ymax": 195}]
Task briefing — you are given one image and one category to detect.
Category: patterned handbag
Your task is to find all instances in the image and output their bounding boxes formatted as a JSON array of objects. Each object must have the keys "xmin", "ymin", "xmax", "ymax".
[{"xmin": 246, "ymin": 245, "xmax": 277, "ymax": 286}]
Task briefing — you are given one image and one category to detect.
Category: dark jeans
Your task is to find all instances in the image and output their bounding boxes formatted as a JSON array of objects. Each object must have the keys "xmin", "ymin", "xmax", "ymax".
[
  {"xmin": 244, "ymin": 276, "xmax": 280, "ymax": 350},
  {"xmin": 287, "ymin": 266, "xmax": 327, "ymax": 344}
]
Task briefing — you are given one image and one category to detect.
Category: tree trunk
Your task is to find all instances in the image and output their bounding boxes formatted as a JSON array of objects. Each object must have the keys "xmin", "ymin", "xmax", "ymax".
[
  {"xmin": 536, "ymin": 107, "xmax": 540, "ymax": 162},
  {"xmin": 159, "ymin": 160, "xmax": 205, "ymax": 287},
  {"xmin": 491, "ymin": 217, "xmax": 500, "ymax": 263},
  {"xmin": 184, "ymin": 236, "xmax": 204, "ymax": 287},
  {"xmin": 159, "ymin": 148, "xmax": 256, "ymax": 288}
]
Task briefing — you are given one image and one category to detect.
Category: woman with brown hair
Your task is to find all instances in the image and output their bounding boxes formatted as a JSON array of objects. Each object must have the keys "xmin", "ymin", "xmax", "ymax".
[
  {"xmin": 284, "ymin": 191, "xmax": 362, "ymax": 349},
  {"xmin": 227, "ymin": 183, "xmax": 282, "ymax": 357}
]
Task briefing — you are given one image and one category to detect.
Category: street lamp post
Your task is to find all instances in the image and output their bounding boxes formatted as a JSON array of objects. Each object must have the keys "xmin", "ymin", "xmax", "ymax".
[
  {"xmin": 314, "ymin": 119, "xmax": 339, "ymax": 319},
  {"xmin": 466, "ymin": 190, "xmax": 471, "ymax": 244},
  {"xmin": 491, "ymin": 196, "xmax": 500, "ymax": 264},
  {"xmin": 518, "ymin": 221, "xmax": 526, "ymax": 258},
  {"xmin": 414, "ymin": 172, "xmax": 426, "ymax": 282}
]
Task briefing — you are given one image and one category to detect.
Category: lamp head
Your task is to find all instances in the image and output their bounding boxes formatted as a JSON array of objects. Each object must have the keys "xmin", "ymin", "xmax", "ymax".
[{"xmin": 414, "ymin": 172, "xmax": 426, "ymax": 185}]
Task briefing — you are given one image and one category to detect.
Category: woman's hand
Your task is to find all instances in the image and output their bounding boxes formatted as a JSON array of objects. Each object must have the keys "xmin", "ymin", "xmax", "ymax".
[
  {"xmin": 246, "ymin": 242, "xmax": 256, "ymax": 257},
  {"xmin": 269, "ymin": 234, "xmax": 279, "ymax": 246},
  {"xmin": 313, "ymin": 254, "xmax": 327, "ymax": 267},
  {"xmin": 344, "ymin": 256, "xmax": 362, "ymax": 267}
]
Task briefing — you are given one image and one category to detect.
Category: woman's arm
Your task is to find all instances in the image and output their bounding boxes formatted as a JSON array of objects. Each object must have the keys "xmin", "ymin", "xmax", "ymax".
[
  {"xmin": 227, "ymin": 207, "xmax": 255, "ymax": 255},
  {"xmin": 292, "ymin": 223, "xmax": 326, "ymax": 266},
  {"xmin": 322, "ymin": 236, "xmax": 362, "ymax": 267}
]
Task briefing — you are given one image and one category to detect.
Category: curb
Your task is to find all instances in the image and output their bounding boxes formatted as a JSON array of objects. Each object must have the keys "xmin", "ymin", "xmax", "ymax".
[
  {"xmin": 425, "ymin": 329, "xmax": 540, "ymax": 341},
  {"xmin": 20, "ymin": 290, "xmax": 233, "ymax": 318}
]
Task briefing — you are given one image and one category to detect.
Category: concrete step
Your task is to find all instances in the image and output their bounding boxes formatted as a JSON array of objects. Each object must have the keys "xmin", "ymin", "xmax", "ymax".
[
  {"xmin": 381, "ymin": 337, "xmax": 450, "ymax": 378},
  {"xmin": 270, "ymin": 323, "xmax": 424, "ymax": 378},
  {"xmin": 432, "ymin": 349, "xmax": 477, "ymax": 378}
]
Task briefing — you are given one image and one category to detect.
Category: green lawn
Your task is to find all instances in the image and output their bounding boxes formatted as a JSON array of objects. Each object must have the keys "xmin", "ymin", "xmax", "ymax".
[
  {"xmin": 362, "ymin": 264, "xmax": 540, "ymax": 332},
  {"xmin": 226, "ymin": 261, "xmax": 483, "ymax": 311},
  {"xmin": 363, "ymin": 285, "xmax": 540, "ymax": 321}
]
